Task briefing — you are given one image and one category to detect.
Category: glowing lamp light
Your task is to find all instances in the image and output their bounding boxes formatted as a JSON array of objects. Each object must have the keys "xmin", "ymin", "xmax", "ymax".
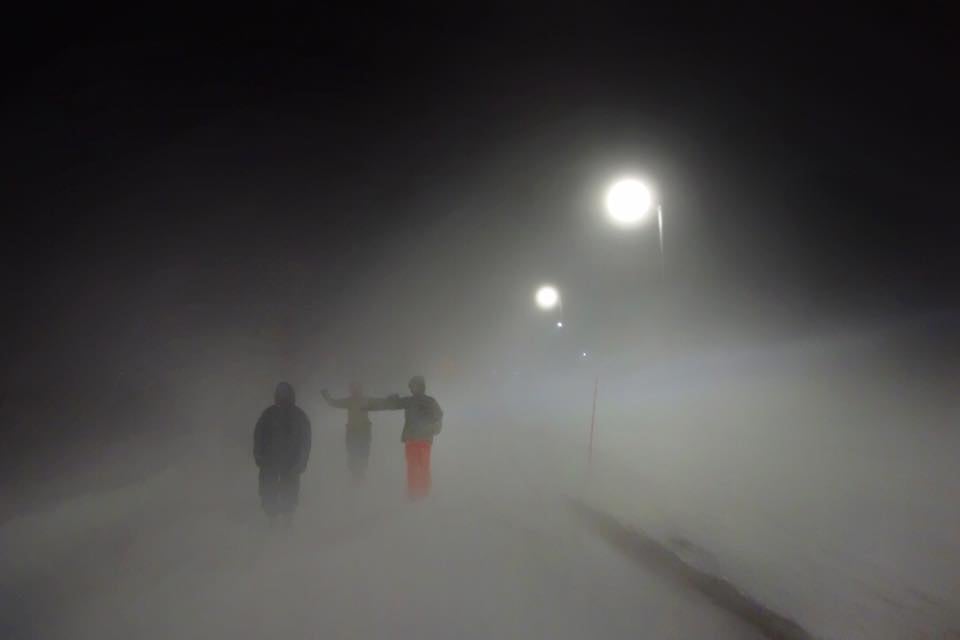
[
  {"xmin": 535, "ymin": 285, "xmax": 560, "ymax": 310},
  {"xmin": 605, "ymin": 178, "xmax": 653, "ymax": 226}
]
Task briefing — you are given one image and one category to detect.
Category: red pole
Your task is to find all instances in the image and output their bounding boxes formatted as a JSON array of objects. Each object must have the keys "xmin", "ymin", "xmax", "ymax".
[{"xmin": 588, "ymin": 376, "xmax": 599, "ymax": 469}]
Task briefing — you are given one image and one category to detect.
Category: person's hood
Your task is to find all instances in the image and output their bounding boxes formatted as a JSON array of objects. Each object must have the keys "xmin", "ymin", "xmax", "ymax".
[
  {"xmin": 408, "ymin": 375, "xmax": 426, "ymax": 395},
  {"xmin": 274, "ymin": 382, "xmax": 296, "ymax": 406}
]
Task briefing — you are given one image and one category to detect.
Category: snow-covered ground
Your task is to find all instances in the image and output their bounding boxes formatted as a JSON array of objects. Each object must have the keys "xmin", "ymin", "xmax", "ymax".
[
  {"xmin": 575, "ymin": 328, "xmax": 960, "ymax": 639},
  {"xmin": 4, "ymin": 322, "xmax": 958, "ymax": 639},
  {"xmin": 1, "ymin": 413, "xmax": 762, "ymax": 640}
]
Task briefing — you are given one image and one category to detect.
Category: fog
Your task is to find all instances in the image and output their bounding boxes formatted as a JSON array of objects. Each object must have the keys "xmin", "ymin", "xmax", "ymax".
[
  {"xmin": 3, "ymin": 82, "xmax": 959, "ymax": 638},
  {"xmin": 4, "ymin": 255, "xmax": 959, "ymax": 640}
]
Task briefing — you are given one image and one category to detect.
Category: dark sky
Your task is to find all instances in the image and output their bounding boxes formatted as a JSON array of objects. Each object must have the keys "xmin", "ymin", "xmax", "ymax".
[{"xmin": 1, "ymin": 7, "xmax": 957, "ymax": 441}]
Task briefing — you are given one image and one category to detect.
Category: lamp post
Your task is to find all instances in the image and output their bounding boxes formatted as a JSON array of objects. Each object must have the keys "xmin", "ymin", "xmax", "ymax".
[{"xmin": 605, "ymin": 177, "xmax": 664, "ymax": 275}]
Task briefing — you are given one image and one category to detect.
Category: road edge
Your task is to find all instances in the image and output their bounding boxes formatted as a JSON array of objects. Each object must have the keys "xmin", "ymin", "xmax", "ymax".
[{"xmin": 568, "ymin": 498, "xmax": 819, "ymax": 640}]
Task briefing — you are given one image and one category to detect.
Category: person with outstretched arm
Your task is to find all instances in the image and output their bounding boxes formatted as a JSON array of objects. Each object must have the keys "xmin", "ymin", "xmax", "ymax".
[
  {"xmin": 321, "ymin": 382, "xmax": 391, "ymax": 484},
  {"xmin": 253, "ymin": 382, "xmax": 312, "ymax": 526},
  {"xmin": 383, "ymin": 375, "xmax": 443, "ymax": 500}
]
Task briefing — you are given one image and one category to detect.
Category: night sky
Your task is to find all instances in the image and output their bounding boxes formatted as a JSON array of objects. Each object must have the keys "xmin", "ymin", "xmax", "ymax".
[{"xmin": 1, "ymin": 8, "xmax": 957, "ymax": 464}]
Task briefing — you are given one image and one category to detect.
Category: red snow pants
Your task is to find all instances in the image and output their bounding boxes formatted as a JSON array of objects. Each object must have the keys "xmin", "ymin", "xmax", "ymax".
[{"xmin": 404, "ymin": 440, "xmax": 432, "ymax": 500}]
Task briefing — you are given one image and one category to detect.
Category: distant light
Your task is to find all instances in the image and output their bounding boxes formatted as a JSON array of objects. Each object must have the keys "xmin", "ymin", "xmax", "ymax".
[
  {"xmin": 535, "ymin": 285, "xmax": 560, "ymax": 310},
  {"xmin": 556, "ymin": 321, "xmax": 564, "ymax": 328},
  {"xmin": 606, "ymin": 178, "xmax": 653, "ymax": 226},
  {"xmin": 581, "ymin": 351, "xmax": 588, "ymax": 357}
]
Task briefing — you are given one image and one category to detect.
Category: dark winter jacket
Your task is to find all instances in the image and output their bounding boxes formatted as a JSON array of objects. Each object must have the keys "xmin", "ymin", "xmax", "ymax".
[
  {"xmin": 386, "ymin": 394, "xmax": 443, "ymax": 443},
  {"xmin": 254, "ymin": 387, "xmax": 312, "ymax": 474}
]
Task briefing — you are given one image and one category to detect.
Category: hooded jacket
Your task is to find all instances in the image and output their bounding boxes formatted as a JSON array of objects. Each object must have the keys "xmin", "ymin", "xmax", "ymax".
[
  {"xmin": 254, "ymin": 383, "xmax": 312, "ymax": 473},
  {"xmin": 386, "ymin": 393, "xmax": 443, "ymax": 443}
]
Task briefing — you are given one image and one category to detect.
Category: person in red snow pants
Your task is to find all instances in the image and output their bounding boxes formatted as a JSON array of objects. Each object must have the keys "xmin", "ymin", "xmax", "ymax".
[{"xmin": 385, "ymin": 376, "xmax": 443, "ymax": 500}]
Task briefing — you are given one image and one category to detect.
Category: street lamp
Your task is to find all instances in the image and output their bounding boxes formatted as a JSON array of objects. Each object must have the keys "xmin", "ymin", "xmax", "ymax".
[
  {"xmin": 535, "ymin": 285, "xmax": 560, "ymax": 310},
  {"xmin": 605, "ymin": 177, "xmax": 664, "ymax": 272},
  {"xmin": 534, "ymin": 284, "xmax": 565, "ymax": 330}
]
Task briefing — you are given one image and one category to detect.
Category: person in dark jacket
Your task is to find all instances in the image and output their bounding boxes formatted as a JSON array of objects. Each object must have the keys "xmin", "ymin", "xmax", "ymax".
[
  {"xmin": 384, "ymin": 375, "xmax": 443, "ymax": 499},
  {"xmin": 254, "ymin": 382, "xmax": 312, "ymax": 523},
  {"xmin": 321, "ymin": 382, "xmax": 391, "ymax": 484}
]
